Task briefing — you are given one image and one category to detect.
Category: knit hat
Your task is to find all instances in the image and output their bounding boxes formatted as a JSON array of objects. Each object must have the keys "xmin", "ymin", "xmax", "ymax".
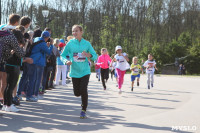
[{"xmin": 41, "ymin": 31, "xmax": 50, "ymax": 38}]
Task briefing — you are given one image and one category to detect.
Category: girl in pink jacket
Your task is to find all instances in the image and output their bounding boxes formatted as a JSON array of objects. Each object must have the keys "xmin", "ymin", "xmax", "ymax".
[{"xmin": 97, "ymin": 48, "xmax": 112, "ymax": 90}]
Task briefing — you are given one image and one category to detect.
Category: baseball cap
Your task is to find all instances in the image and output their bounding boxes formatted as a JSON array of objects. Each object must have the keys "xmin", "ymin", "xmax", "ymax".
[
  {"xmin": 41, "ymin": 31, "xmax": 50, "ymax": 38},
  {"xmin": 115, "ymin": 45, "xmax": 122, "ymax": 51},
  {"xmin": 60, "ymin": 39, "xmax": 65, "ymax": 44}
]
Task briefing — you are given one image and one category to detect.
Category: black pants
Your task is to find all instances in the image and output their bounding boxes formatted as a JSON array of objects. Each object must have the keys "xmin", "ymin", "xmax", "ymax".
[
  {"xmin": 72, "ymin": 74, "xmax": 90, "ymax": 111},
  {"xmin": 101, "ymin": 68, "xmax": 109, "ymax": 89},
  {"xmin": 110, "ymin": 69, "xmax": 115, "ymax": 80},
  {"xmin": 4, "ymin": 66, "xmax": 20, "ymax": 106},
  {"xmin": 49, "ymin": 65, "xmax": 56, "ymax": 87}
]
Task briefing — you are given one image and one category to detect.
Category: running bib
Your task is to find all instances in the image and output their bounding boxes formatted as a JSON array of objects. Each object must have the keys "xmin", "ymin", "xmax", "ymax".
[
  {"xmin": 133, "ymin": 68, "xmax": 139, "ymax": 74},
  {"xmin": 73, "ymin": 53, "xmax": 86, "ymax": 62},
  {"xmin": 147, "ymin": 63, "xmax": 154, "ymax": 71}
]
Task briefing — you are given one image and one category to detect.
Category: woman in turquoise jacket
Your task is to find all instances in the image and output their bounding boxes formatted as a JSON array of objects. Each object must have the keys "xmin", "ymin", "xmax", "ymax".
[{"xmin": 61, "ymin": 25, "xmax": 97, "ymax": 119}]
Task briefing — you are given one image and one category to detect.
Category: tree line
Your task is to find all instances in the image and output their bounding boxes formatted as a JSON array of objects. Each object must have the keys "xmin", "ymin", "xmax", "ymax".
[{"xmin": 0, "ymin": 0, "xmax": 200, "ymax": 74}]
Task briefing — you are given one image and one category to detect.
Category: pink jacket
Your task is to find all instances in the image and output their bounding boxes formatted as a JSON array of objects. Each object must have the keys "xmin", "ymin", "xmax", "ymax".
[{"xmin": 97, "ymin": 54, "xmax": 112, "ymax": 69}]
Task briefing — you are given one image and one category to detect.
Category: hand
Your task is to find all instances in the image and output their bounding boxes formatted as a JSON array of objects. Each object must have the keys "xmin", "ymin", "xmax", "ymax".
[
  {"xmin": 47, "ymin": 42, "xmax": 51, "ymax": 47},
  {"xmin": 24, "ymin": 58, "xmax": 33, "ymax": 64},
  {"xmin": 66, "ymin": 61, "xmax": 72, "ymax": 65},
  {"xmin": 11, "ymin": 50, "xmax": 15, "ymax": 54},
  {"xmin": 82, "ymin": 51, "xmax": 91, "ymax": 58}
]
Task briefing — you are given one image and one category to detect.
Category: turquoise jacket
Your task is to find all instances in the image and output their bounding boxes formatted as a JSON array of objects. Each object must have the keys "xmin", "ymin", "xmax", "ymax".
[{"xmin": 61, "ymin": 38, "xmax": 97, "ymax": 78}]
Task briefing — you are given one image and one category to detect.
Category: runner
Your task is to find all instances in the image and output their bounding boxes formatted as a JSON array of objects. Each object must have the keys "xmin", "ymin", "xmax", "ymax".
[
  {"xmin": 110, "ymin": 46, "xmax": 129, "ymax": 94},
  {"xmin": 130, "ymin": 57, "xmax": 143, "ymax": 91},
  {"xmin": 61, "ymin": 25, "xmax": 97, "ymax": 119},
  {"xmin": 97, "ymin": 48, "xmax": 112, "ymax": 90},
  {"xmin": 143, "ymin": 54, "xmax": 158, "ymax": 89}
]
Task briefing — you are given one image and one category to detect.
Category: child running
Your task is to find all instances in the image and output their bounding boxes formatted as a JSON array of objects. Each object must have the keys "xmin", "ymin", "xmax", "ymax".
[
  {"xmin": 97, "ymin": 48, "xmax": 112, "ymax": 90},
  {"xmin": 130, "ymin": 57, "xmax": 143, "ymax": 91},
  {"xmin": 143, "ymin": 54, "xmax": 158, "ymax": 89},
  {"xmin": 110, "ymin": 46, "xmax": 129, "ymax": 94},
  {"xmin": 61, "ymin": 25, "xmax": 97, "ymax": 119}
]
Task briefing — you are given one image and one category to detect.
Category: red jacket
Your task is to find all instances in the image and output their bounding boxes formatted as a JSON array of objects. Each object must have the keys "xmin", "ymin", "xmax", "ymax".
[{"xmin": 97, "ymin": 54, "xmax": 112, "ymax": 69}]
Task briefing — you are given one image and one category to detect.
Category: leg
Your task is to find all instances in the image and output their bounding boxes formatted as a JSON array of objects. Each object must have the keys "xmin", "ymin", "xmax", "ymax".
[
  {"xmin": 61, "ymin": 65, "xmax": 67, "ymax": 85},
  {"xmin": 120, "ymin": 70, "xmax": 126, "ymax": 87},
  {"xmin": 17, "ymin": 63, "xmax": 28, "ymax": 95},
  {"xmin": 49, "ymin": 65, "xmax": 56, "ymax": 87},
  {"xmin": 55, "ymin": 65, "xmax": 61, "ymax": 85},
  {"xmin": 34, "ymin": 66, "xmax": 44, "ymax": 96},
  {"xmin": 116, "ymin": 68, "xmax": 122, "ymax": 89},
  {"xmin": 79, "ymin": 75, "xmax": 90, "ymax": 111},
  {"xmin": 150, "ymin": 73, "xmax": 154, "ymax": 87},
  {"xmin": 72, "ymin": 77, "xmax": 81, "ymax": 97},
  {"xmin": 26, "ymin": 64, "xmax": 37, "ymax": 98},
  {"xmin": 147, "ymin": 73, "xmax": 150, "ymax": 89},
  {"xmin": 101, "ymin": 68, "xmax": 106, "ymax": 89},
  {"xmin": 0, "ymin": 72, "xmax": 7, "ymax": 99},
  {"xmin": 105, "ymin": 68, "xmax": 109, "ymax": 81},
  {"xmin": 4, "ymin": 66, "xmax": 20, "ymax": 106}
]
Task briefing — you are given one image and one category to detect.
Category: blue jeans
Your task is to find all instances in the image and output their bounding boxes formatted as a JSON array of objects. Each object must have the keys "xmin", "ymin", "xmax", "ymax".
[
  {"xmin": 34, "ymin": 65, "xmax": 44, "ymax": 96},
  {"xmin": 26, "ymin": 64, "xmax": 44, "ymax": 98},
  {"xmin": 17, "ymin": 63, "xmax": 30, "ymax": 95},
  {"xmin": 26, "ymin": 64, "xmax": 36, "ymax": 98}
]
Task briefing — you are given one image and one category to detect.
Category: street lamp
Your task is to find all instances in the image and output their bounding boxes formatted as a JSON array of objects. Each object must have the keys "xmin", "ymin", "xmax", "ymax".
[{"xmin": 42, "ymin": 10, "xmax": 49, "ymax": 28}]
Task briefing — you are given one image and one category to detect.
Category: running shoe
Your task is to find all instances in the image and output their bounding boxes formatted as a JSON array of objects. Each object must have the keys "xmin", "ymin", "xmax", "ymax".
[
  {"xmin": 80, "ymin": 110, "xmax": 87, "ymax": 119},
  {"xmin": 151, "ymin": 84, "xmax": 153, "ymax": 87},
  {"xmin": 5, "ymin": 104, "xmax": 20, "ymax": 112},
  {"xmin": 137, "ymin": 82, "xmax": 139, "ymax": 86},
  {"xmin": 148, "ymin": 86, "xmax": 150, "ymax": 89}
]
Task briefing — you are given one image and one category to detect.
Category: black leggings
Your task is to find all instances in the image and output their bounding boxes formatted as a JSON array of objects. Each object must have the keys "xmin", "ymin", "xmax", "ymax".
[
  {"xmin": 72, "ymin": 74, "xmax": 90, "ymax": 111},
  {"xmin": 101, "ymin": 68, "xmax": 109, "ymax": 89},
  {"xmin": 4, "ymin": 65, "xmax": 20, "ymax": 106}
]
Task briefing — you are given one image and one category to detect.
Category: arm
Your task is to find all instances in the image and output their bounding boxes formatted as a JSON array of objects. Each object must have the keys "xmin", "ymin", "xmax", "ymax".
[
  {"xmin": 123, "ymin": 54, "xmax": 129, "ymax": 62},
  {"xmin": 82, "ymin": 42, "xmax": 97, "ymax": 61},
  {"xmin": 154, "ymin": 64, "xmax": 158, "ymax": 71},
  {"xmin": 40, "ymin": 43, "xmax": 53, "ymax": 55},
  {"xmin": 110, "ymin": 58, "xmax": 116, "ymax": 67},
  {"xmin": 61, "ymin": 43, "xmax": 71, "ymax": 65}
]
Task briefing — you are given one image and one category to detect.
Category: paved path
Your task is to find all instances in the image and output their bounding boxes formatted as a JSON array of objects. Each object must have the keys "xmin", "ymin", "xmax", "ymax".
[{"xmin": 0, "ymin": 74, "xmax": 200, "ymax": 133}]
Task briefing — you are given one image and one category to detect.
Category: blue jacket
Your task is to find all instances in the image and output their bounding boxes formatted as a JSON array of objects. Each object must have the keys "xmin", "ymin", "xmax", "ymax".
[{"xmin": 30, "ymin": 37, "xmax": 53, "ymax": 67}]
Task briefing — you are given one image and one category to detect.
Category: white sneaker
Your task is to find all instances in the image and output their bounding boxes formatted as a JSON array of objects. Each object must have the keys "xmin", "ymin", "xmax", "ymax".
[
  {"xmin": 62, "ymin": 84, "xmax": 67, "ymax": 86},
  {"xmin": 5, "ymin": 104, "xmax": 20, "ymax": 112},
  {"xmin": 118, "ymin": 89, "xmax": 122, "ymax": 94},
  {"xmin": 1, "ymin": 105, "xmax": 6, "ymax": 111}
]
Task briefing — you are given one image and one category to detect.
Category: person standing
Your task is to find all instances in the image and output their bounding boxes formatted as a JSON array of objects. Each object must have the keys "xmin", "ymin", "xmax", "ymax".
[{"xmin": 61, "ymin": 25, "xmax": 97, "ymax": 119}]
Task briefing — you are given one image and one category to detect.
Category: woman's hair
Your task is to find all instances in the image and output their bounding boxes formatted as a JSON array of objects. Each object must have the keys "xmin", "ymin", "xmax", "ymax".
[
  {"xmin": 148, "ymin": 53, "xmax": 153, "ymax": 57},
  {"xmin": 101, "ymin": 48, "xmax": 107, "ymax": 52},
  {"xmin": 20, "ymin": 16, "xmax": 31, "ymax": 26},
  {"xmin": 15, "ymin": 25, "xmax": 25, "ymax": 34},
  {"xmin": 67, "ymin": 35, "xmax": 74, "ymax": 41},
  {"xmin": 72, "ymin": 25, "xmax": 83, "ymax": 31},
  {"xmin": 132, "ymin": 56, "xmax": 138, "ymax": 61},
  {"xmin": 53, "ymin": 38, "xmax": 60, "ymax": 46},
  {"xmin": 12, "ymin": 29, "xmax": 25, "ymax": 46},
  {"xmin": 33, "ymin": 28, "xmax": 42, "ymax": 38}
]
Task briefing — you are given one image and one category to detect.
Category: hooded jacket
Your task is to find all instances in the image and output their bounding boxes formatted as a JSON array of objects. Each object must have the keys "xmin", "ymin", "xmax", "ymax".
[{"xmin": 30, "ymin": 37, "xmax": 53, "ymax": 67}]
